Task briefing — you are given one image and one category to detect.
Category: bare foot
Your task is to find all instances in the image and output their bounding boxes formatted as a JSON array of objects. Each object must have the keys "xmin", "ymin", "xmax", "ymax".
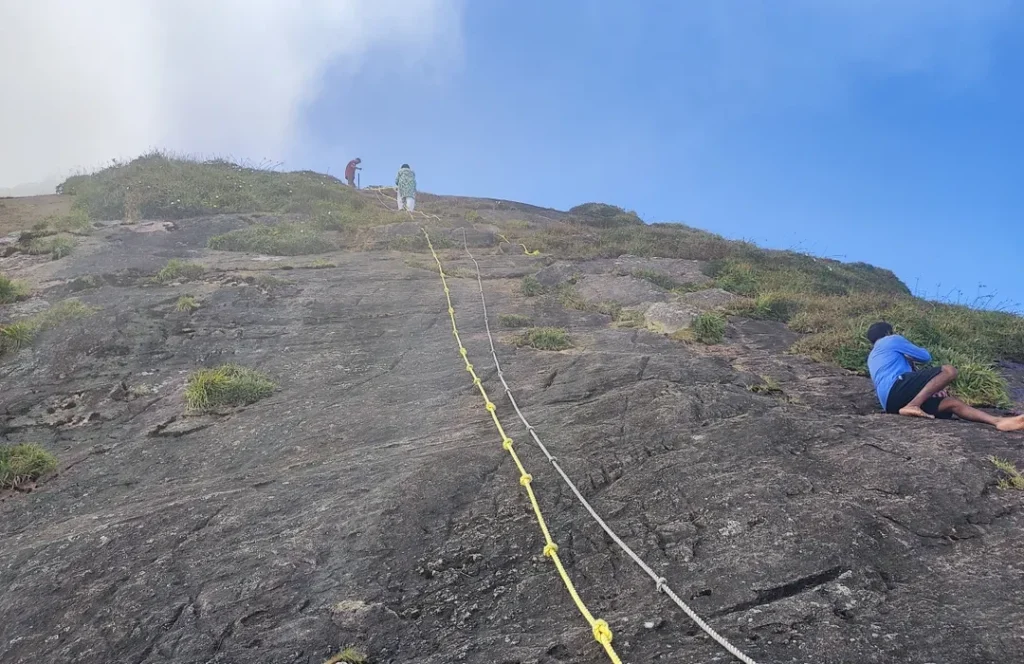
[
  {"xmin": 995, "ymin": 415, "xmax": 1024, "ymax": 432},
  {"xmin": 899, "ymin": 405, "xmax": 935, "ymax": 419}
]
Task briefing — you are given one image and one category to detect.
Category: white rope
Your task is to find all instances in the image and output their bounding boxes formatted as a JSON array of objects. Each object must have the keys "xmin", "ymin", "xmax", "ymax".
[{"xmin": 460, "ymin": 229, "xmax": 760, "ymax": 664}]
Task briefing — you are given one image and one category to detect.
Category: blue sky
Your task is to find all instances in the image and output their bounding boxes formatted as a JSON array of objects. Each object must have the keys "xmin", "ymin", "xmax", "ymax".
[{"xmin": 301, "ymin": 2, "xmax": 1024, "ymax": 310}]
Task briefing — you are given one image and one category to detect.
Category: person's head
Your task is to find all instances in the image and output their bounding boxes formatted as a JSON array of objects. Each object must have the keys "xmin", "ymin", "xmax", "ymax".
[
  {"xmin": 400, "ymin": 163, "xmax": 410, "ymax": 169},
  {"xmin": 866, "ymin": 321, "xmax": 894, "ymax": 345},
  {"xmin": 355, "ymin": 158, "xmax": 361, "ymax": 164}
]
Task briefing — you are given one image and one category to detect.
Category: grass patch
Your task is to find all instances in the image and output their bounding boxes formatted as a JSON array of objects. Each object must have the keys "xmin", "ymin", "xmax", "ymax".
[
  {"xmin": 0, "ymin": 274, "xmax": 29, "ymax": 304},
  {"xmin": 731, "ymin": 291, "xmax": 802, "ymax": 322},
  {"xmin": 175, "ymin": 295, "xmax": 199, "ymax": 313},
  {"xmin": 0, "ymin": 443, "xmax": 58, "ymax": 489},
  {"xmin": 514, "ymin": 327, "xmax": 572, "ymax": 351},
  {"xmin": 498, "ymin": 313, "xmax": 532, "ymax": 328},
  {"xmin": 1, "ymin": 299, "xmax": 96, "ymax": 356},
  {"xmin": 520, "ymin": 275, "xmax": 545, "ymax": 296},
  {"xmin": 323, "ymin": 648, "xmax": 368, "ymax": 664},
  {"xmin": 25, "ymin": 234, "xmax": 77, "ymax": 260},
  {"xmin": 568, "ymin": 203, "xmax": 643, "ymax": 228},
  {"xmin": 59, "ymin": 151, "xmax": 368, "ymax": 220},
  {"xmin": 209, "ymin": 223, "xmax": 334, "ymax": 256},
  {"xmin": 311, "ymin": 258, "xmax": 336, "ymax": 269},
  {"xmin": 689, "ymin": 312, "xmax": 727, "ymax": 344},
  {"xmin": 156, "ymin": 259, "xmax": 205, "ymax": 284},
  {"xmin": 631, "ymin": 269, "xmax": 682, "ymax": 291},
  {"xmin": 184, "ymin": 364, "xmax": 275, "ymax": 412},
  {"xmin": 613, "ymin": 308, "xmax": 646, "ymax": 328},
  {"xmin": 789, "ymin": 293, "xmax": 1024, "ymax": 406},
  {"xmin": 990, "ymin": 457, "xmax": 1024, "ymax": 491}
]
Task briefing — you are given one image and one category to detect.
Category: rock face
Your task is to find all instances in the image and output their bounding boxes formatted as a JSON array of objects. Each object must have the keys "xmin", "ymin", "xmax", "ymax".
[{"xmin": 2, "ymin": 211, "xmax": 1023, "ymax": 664}]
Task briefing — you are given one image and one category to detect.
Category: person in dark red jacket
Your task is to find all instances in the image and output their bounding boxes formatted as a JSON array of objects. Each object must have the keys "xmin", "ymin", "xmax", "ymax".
[{"xmin": 345, "ymin": 158, "xmax": 362, "ymax": 187}]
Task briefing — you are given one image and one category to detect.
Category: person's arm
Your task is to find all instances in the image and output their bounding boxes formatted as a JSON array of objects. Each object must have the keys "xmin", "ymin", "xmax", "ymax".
[{"xmin": 893, "ymin": 336, "xmax": 931, "ymax": 363}]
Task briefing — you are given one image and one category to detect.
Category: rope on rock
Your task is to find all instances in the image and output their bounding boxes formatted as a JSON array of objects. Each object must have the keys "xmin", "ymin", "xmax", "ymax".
[
  {"xmin": 421, "ymin": 227, "xmax": 622, "ymax": 664},
  {"xmin": 459, "ymin": 228, "xmax": 760, "ymax": 664}
]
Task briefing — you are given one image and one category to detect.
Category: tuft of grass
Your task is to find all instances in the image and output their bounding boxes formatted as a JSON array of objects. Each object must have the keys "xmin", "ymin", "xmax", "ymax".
[
  {"xmin": 690, "ymin": 312, "xmax": 727, "ymax": 344},
  {"xmin": 748, "ymin": 375, "xmax": 783, "ymax": 395},
  {"xmin": 184, "ymin": 364, "xmax": 275, "ymax": 412},
  {"xmin": 209, "ymin": 223, "xmax": 334, "ymax": 256},
  {"xmin": 175, "ymin": 295, "xmax": 199, "ymax": 313},
  {"xmin": 498, "ymin": 313, "xmax": 532, "ymax": 328},
  {"xmin": 514, "ymin": 327, "xmax": 572, "ymax": 351},
  {"xmin": 2, "ymin": 298, "xmax": 98, "ymax": 356},
  {"xmin": 520, "ymin": 275, "xmax": 545, "ymax": 296},
  {"xmin": 990, "ymin": 457, "xmax": 1024, "ymax": 491},
  {"xmin": 311, "ymin": 258, "xmax": 336, "ymax": 269},
  {"xmin": 323, "ymin": 647, "xmax": 369, "ymax": 664},
  {"xmin": 613, "ymin": 308, "xmax": 646, "ymax": 328},
  {"xmin": 0, "ymin": 443, "xmax": 58, "ymax": 489},
  {"xmin": 156, "ymin": 259, "xmax": 205, "ymax": 284},
  {"xmin": 732, "ymin": 291, "xmax": 801, "ymax": 322},
  {"xmin": 0, "ymin": 274, "xmax": 30, "ymax": 304},
  {"xmin": 0, "ymin": 321, "xmax": 35, "ymax": 354},
  {"xmin": 25, "ymin": 234, "xmax": 77, "ymax": 260}
]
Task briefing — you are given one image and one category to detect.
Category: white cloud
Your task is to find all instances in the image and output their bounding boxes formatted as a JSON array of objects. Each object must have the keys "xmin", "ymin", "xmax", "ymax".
[{"xmin": 0, "ymin": 0, "xmax": 464, "ymax": 188}]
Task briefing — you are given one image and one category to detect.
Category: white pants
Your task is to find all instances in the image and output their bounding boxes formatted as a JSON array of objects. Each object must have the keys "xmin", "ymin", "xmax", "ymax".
[{"xmin": 397, "ymin": 193, "xmax": 416, "ymax": 211}]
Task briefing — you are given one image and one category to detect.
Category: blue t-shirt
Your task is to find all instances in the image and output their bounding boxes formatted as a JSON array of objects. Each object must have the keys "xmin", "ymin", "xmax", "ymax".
[{"xmin": 866, "ymin": 335, "xmax": 932, "ymax": 408}]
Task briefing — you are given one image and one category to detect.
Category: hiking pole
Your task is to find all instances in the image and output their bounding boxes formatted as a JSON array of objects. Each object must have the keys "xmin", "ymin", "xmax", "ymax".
[{"xmin": 357, "ymin": 172, "xmax": 360, "ymax": 190}]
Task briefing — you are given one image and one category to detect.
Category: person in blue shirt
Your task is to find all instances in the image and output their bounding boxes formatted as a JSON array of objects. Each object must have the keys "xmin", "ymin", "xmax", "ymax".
[{"xmin": 866, "ymin": 321, "xmax": 1024, "ymax": 431}]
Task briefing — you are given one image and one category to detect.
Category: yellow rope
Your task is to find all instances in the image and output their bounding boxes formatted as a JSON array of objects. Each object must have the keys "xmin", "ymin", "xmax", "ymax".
[{"xmin": 422, "ymin": 227, "xmax": 620, "ymax": 663}]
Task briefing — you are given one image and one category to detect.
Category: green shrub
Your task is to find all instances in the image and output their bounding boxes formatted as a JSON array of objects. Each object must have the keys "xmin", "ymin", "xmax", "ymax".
[
  {"xmin": 156, "ymin": 259, "xmax": 205, "ymax": 283},
  {"xmin": 520, "ymin": 275, "xmax": 544, "ymax": 296},
  {"xmin": 498, "ymin": 313, "xmax": 532, "ymax": 328},
  {"xmin": 514, "ymin": 327, "xmax": 572, "ymax": 351},
  {"xmin": 184, "ymin": 364, "xmax": 275, "ymax": 411},
  {"xmin": 209, "ymin": 223, "xmax": 333, "ymax": 256},
  {"xmin": 25, "ymin": 234, "xmax": 76, "ymax": 260},
  {"xmin": 0, "ymin": 274, "xmax": 29, "ymax": 304},
  {"xmin": 0, "ymin": 322, "xmax": 35, "ymax": 354},
  {"xmin": 50, "ymin": 208, "xmax": 92, "ymax": 234},
  {"xmin": 690, "ymin": 312, "xmax": 726, "ymax": 344},
  {"xmin": 932, "ymin": 347, "xmax": 1011, "ymax": 408},
  {"xmin": 0, "ymin": 443, "xmax": 58, "ymax": 489}
]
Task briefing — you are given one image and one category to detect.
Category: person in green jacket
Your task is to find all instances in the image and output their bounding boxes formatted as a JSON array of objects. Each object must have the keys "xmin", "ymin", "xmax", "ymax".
[{"xmin": 395, "ymin": 164, "xmax": 416, "ymax": 211}]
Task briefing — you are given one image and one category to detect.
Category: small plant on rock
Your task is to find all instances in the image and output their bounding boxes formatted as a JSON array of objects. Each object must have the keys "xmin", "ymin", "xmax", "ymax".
[
  {"xmin": 184, "ymin": 364, "xmax": 275, "ymax": 412},
  {"xmin": 514, "ymin": 327, "xmax": 572, "ymax": 351},
  {"xmin": 748, "ymin": 376, "xmax": 783, "ymax": 395},
  {"xmin": 990, "ymin": 457, "xmax": 1024, "ymax": 491},
  {"xmin": 690, "ymin": 312, "xmax": 727, "ymax": 344},
  {"xmin": 520, "ymin": 275, "xmax": 544, "ymax": 297},
  {"xmin": 323, "ymin": 647, "xmax": 368, "ymax": 664},
  {"xmin": 0, "ymin": 443, "xmax": 58, "ymax": 490},
  {"xmin": 175, "ymin": 295, "xmax": 199, "ymax": 313},
  {"xmin": 26, "ymin": 234, "xmax": 77, "ymax": 260},
  {"xmin": 156, "ymin": 259, "xmax": 205, "ymax": 284},
  {"xmin": 311, "ymin": 259, "xmax": 336, "ymax": 269},
  {"xmin": 0, "ymin": 274, "xmax": 29, "ymax": 304},
  {"xmin": 498, "ymin": 313, "xmax": 532, "ymax": 328}
]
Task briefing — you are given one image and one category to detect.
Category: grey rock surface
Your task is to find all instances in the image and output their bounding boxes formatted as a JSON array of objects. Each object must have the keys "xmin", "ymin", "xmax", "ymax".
[{"xmin": 1, "ymin": 215, "xmax": 1023, "ymax": 664}]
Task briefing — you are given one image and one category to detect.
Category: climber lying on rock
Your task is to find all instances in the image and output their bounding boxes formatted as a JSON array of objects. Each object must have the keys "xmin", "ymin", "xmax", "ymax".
[{"xmin": 866, "ymin": 321, "xmax": 1024, "ymax": 431}]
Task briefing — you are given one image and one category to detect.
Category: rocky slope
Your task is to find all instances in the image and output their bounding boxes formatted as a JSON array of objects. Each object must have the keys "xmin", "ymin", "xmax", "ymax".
[{"xmin": 2, "ymin": 194, "xmax": 1024, "ymax": 664}]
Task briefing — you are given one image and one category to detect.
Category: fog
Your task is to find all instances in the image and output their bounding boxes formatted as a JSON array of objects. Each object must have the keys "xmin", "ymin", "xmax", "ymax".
[{"xmin": 0, "ymin": 0, "xmax": 464, "ymax": 190}]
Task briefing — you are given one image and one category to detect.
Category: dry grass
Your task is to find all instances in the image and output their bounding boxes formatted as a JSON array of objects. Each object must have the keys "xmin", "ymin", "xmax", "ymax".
[
  {"xmin": 0, "ymin": 274, "xmax": 30, "ymax": 304},
  {"xmin": 1, "ymin": 299, "xmax": 96, "ymax": 357},
  {"xmin": 208, "ymin": 223, "xmax": 334, "ymax": 256},
  {"xmin": 990, "ymin": 457, "xmax": 1024, "ymax": 491}
]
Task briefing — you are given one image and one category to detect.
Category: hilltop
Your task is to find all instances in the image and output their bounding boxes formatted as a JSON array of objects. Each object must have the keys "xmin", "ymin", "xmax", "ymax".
[{"xmin": 1, "ymin": 154, "xmax": 1023, "ymax": 664}]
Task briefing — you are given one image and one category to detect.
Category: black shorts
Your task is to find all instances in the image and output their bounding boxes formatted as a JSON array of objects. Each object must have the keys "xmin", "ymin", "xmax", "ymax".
[{"xmin": 885, "ymin": 367, "xmax": 952, "ymax": 419}]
